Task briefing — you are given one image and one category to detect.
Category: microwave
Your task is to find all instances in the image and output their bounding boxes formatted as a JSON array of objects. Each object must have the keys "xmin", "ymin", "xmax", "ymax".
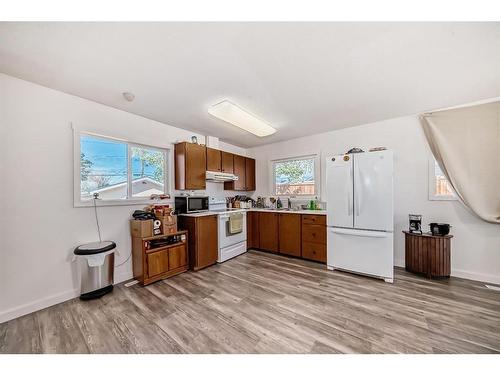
[{"xmin": 175, "ymin": 195, "xmax": 209, "ymax": 214}]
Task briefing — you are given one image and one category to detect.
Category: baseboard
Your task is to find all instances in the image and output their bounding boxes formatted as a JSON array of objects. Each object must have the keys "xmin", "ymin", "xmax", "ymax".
[
  {"xmin": 0, "ymin": 271, "xmax": 132, "ymax": 324},
  {"xmin": 0, "ymin": 288, "xmax": 80, "ymax": 324},
  {"xmin": 450, "ymin": 269, "xmax": 500, "ymax": 285},
  {"xmin": 395, "ymin": 258, "xmax": 500, "ymax": 285}
]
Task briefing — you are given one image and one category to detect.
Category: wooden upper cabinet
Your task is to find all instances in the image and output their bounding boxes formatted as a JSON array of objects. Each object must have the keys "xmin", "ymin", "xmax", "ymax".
[
  {"xmin": 245, "ymin": 157, "xmax": 256, "ymax": 191},
  {"xmin": 278, "ymin": 213, "xmax": 301, "ymax": 257},
  {"xmin": 221, "ymin": 151, "xmax": 234, "ymax": 174},
  {"xmin": 206, "ymin": 147, "xmax": 222, "ymax": 172},
  {"xmin": 224, "ymin": 154, "xmax": 246, "ymax": 191},
  {"xmin": 175, "ymin": 142, "xmax": 206, "ymax": 190},
  {"xmin": 258, "ymin": 212, "xmax": 279, "ymax": 253}
]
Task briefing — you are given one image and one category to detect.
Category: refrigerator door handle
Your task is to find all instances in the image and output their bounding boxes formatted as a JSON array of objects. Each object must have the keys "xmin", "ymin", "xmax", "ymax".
[
  {"xmin": 347, "ymin": 166, "xmax": 353, "ymax": 216},
  {"xmin": 354, "ymin": 167, "xmax": 361, "ymax": 216},
  {"xmin": 330, "ymin": 227, "xmax": 388, "ymax": 238}
]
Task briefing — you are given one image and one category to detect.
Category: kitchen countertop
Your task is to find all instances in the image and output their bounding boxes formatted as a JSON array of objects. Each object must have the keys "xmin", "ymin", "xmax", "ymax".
[
  {"xmin": 179, "ymin": 208, "xmax": 326, "ymax": 217},
  {"xmin": 248, "ymin": 208, "xmax": 327, "ymax": 215}
]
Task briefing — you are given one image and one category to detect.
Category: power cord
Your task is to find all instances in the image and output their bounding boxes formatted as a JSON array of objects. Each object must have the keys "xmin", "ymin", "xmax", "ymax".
[{"xmin": 93, "ymin": 192, "xmax": 131, "ymax": 268}]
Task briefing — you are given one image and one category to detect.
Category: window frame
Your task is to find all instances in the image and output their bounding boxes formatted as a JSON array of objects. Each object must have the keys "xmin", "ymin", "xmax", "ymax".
[
  {"xmin": 74, "ymin": 128, "xmax": 170, "ymax": 207},
  {"xmin": 428, "ymin": 157, "xmax": 457, "ymax": 201},
  {"xmin": 270, "ymin": 154, "xmax": 320, "ymax": 197}
]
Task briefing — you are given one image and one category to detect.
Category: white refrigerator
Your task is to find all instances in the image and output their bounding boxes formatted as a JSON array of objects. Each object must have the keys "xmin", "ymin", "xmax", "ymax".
[{"xmin": 326, "ymin": 150, "xmax": 394, "ymax": 283}]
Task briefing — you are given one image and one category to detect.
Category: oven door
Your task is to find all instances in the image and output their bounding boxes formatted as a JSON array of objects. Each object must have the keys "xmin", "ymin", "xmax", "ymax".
[
  {"xmin": 187, "ymin": 197, "xmax": 209, "ymax": 212},
  {"xmin": 218, "ymin": 213, "xmax": 247, "ymax": 249}
]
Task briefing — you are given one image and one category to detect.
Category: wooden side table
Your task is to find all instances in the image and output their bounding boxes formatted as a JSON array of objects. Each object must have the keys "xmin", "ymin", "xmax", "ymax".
[{"xmin": 403, "ymin": 231, "xmax": 453, "ymax": 279}]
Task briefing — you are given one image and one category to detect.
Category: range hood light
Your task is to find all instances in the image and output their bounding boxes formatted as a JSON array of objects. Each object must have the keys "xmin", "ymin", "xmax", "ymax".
[{"xmin": 208, "ymin": 100, "xmax": 276, "ymax": 137}]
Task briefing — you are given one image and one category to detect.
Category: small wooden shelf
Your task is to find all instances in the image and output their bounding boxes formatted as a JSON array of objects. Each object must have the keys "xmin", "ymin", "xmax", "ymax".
[
  {"xmin": 403, "ymin": 231, "xmax": 453, "ymax": 279},
  {"xmin": 141, "ymin": 230, "xmax": 188, "ymax": 241},
  {"xmin": 132, "ymin": 230, "xmax": 189, "ymax": 286}
]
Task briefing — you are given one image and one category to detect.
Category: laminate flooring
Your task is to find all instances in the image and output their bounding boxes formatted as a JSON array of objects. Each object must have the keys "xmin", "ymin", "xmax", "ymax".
[{"xmin": 1, "ymin": 250, "xmax": 500, "ymax": 353}]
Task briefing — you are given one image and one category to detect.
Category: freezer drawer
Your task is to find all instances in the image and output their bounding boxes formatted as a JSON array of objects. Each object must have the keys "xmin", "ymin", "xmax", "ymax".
[{"xmin": 327, "ymin": 227, "xmax": 394, "ymax": 281}]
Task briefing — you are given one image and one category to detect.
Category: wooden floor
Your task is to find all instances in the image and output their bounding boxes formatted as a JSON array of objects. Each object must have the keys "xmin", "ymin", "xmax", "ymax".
[{"xmin": 1, "ymin": 250, "xmax": 500, "ymax": 354}]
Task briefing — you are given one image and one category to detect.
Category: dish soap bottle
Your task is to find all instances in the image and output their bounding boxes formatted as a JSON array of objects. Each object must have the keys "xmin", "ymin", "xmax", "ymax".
[{"xmin": 309, "ymin": 199, "xmax": 315, "ymax": 210}]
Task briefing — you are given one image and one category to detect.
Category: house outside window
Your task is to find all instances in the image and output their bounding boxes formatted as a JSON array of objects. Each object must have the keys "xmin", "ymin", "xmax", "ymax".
[
  {"xmin": 272, "ymin": 155, "xmax": 318, "ymax": 196},
  {"xmin": 428, "ymin": 158, "xmax": 456, "ymax": 201},
  {"xmin": 75, "ymin": 131, "xmax": 168, "ymax": 206}
]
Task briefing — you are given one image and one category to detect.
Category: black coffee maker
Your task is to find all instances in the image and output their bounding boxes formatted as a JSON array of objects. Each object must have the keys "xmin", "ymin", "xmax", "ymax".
[{"xmin": 409, "ymin": 214, "xmax": 422, "ymax": 234}]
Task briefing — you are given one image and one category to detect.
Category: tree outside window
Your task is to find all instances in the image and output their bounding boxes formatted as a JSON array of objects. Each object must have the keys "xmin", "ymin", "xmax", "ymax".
[{"xmin": 274, "ymin": 157, "xmax": 315, "ymax": 195}]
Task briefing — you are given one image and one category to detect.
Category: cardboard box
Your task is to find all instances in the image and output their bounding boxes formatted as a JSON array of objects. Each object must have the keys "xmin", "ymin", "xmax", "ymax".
[
  {"xmin": 163, "ymin": 223, "xmax": 178, "ymax": 234},
  {"xmin": 130, "ymin": 219, "xmax": 153, "ymax": 238},
  {"xmin": 158, "ymin": 214, "xmax": 177, "ymax": 226}
]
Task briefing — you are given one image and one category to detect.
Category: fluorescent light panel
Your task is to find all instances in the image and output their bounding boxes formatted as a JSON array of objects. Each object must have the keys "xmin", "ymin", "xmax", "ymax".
[{"xmin": 208, "ymin": 100, "xmax": 276, "ymax": 137}]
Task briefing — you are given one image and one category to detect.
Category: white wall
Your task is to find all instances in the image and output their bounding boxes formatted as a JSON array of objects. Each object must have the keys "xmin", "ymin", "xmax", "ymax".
[
  {"xmin": 247, "ymin": 115, "xmax": 500, "ymax": 285},
  {"xmin": 0, "ymin": 74, "xmax": 245, "ymax": 322}
]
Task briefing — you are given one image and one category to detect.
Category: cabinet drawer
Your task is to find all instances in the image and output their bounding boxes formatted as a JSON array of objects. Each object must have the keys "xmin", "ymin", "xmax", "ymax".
[
  {"xmin": 147, "ymin": 249, "xmax": 169, "ymax": 277},
  {"xmin": 302, "ymin": 215, "xmax": 326, "ymax": 225},
  {"xmin": 302, "ymin": 224, "xmax": 326, "ymax": 244},
  {"xmin": 168, "ymin": 244, "xmax": 187, "ymax": 270},
  {"xmin": 302, "ymin": 241, "xmax": 326, "ymax": 263}
]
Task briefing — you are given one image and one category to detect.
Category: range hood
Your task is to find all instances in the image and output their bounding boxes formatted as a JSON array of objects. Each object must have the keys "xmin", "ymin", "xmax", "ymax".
[{"xmin": 206, "ymin": 170, "xmax": 239, "ymax": 182}]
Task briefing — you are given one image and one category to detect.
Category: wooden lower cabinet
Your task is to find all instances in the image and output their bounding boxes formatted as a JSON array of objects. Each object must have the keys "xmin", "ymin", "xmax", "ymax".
[
  {"xmin": 179, "ymin": 214, "xmax": 218, "ymax": 271},
  {"xmin": 247, "ymin": 211, "xmax": 260, "ymax": 249},
  {"xmin": 301, "ymin": 224, "xmax": 326, "ymax": 244},
  {"xmin": 301, "ymin": 241, "xmax": 326, "ymax": 263},
  {"xmin": 301, "ymin": 215, "xmax": 327, "ymax": 263},
  {"xmin": 258, "ymin": 212, "xmax": 279, "ymax": 253},
  {"xmin": 131, "ymin": 230, "xmax": 189, "ymax": 286},
  {"xmin": 278, "ymin": 213, "xmax": 301, "ymax": 257},
  {"xmin": 404, "ymin": 231, "xmax": 452, "ymax": 278},
  {"xmin": 248, "ymin": 212, "xmax": 327, "ymax": 263}
]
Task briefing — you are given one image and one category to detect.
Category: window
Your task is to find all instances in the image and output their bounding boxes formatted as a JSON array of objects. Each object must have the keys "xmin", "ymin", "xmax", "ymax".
[
  {"xmin": 272, "ymin": 156, "xmax": 318, "ymax": 196},
  {"xmin": 76, "ymin": 132, "xmax": 168, "ymax": 205},
  {"xmin": 428, "ymin": 158, "xmax": 456, "ymax": 201}
]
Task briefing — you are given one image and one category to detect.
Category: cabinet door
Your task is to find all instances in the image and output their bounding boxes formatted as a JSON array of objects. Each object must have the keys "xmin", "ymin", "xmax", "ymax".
[
  {"xmin": 353, "ymin": 151, "xmax": 393, "ymax": 231},
  {"xmin": 186, "ymin": 143, "xmax": 206, "ymax": 190},
  {"xmin": 206, "ymin": 147, "xmax": 222, "ymax": 172},
  {"xmin": 245, "ymin": 157, "xmax": 256, "ymax": 191},
  {"xmin": 233, "ymin": 155, "xmax": 246, "ymax": 191},
  {"xmin": 168, "ymin": 244, "xmax": 188, "ymax": 270},
  {"xmin": 221, "ymin": 152, "xmax": 234, "ymax": 173},
  {"xmin": 259, "ymin": 212, "xmax": 279, "ymax": 253},
  {"xmin": 196, "ymin": 215, "xmax": 218, "ymax": 269},
  {"xmin": 279, "ymin": 214, "xmax": 301, "ymax": 257},
  {"xmin": 147, "ymin": 249, "xmax": 169, "ymax": 278},
  {"xmin": 247, "ymin": 211, "xmax": 260, "ymax": 249}
]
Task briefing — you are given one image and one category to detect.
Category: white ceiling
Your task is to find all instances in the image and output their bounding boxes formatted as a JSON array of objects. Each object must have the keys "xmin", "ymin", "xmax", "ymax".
[{"xmin": 1, "ymin": 22, "xmax": 500, "ymax": 148}]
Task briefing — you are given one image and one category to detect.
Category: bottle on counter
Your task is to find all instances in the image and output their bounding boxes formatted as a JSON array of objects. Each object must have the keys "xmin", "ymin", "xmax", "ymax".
[{"xmin": 277, "ymin": 197, "xmax": 282, "ymax": 209}]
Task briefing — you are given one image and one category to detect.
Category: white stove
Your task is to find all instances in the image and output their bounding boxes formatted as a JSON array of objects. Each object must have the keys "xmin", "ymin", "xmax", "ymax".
[{"xmin": 209, "ymin": 198, "xmax": 247, "ymax": 263}]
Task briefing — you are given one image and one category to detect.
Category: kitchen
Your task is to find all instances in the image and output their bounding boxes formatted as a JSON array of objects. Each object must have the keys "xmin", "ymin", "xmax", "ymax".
[{"xmin": 1, "ymin": 19, "xmax": 500, "ymax": 369}]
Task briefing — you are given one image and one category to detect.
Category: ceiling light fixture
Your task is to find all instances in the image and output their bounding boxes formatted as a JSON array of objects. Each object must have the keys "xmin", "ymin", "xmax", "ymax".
[{"xmin": 208, "ymin": 100, "xmax": 276, "ymax": 137}]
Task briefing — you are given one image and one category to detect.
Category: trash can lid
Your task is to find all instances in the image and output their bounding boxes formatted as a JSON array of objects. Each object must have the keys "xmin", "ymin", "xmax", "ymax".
[{"xmin": 74, "ymin": 241, "xmax": 116, "ymax": 255}]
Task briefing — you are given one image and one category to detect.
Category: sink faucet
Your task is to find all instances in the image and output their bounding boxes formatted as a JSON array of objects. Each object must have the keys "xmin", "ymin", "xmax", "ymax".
[{"xmin": 287, "ymin": 197, "xmax": 292, "ymax": 209}]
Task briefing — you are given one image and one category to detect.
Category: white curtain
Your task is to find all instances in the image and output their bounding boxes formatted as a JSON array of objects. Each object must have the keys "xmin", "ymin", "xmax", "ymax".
[{"xmin": 420, "ymin": 101, "xmax": 500, "ymax": 224}]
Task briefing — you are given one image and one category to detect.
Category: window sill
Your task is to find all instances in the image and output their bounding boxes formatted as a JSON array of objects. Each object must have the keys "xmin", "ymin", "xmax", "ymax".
[
  {"xmin": 74, "ymin": 198, "xmax": 173, "ymax": 208},
  {"xmin": 428, "ymin": 195, "xmax": 457, "ymax": 201}
]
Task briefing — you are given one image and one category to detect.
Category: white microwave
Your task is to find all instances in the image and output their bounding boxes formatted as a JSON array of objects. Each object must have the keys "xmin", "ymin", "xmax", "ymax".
[{"xmin": 175, "ymin": 196, "xmax": 209, "ymax": 214}]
